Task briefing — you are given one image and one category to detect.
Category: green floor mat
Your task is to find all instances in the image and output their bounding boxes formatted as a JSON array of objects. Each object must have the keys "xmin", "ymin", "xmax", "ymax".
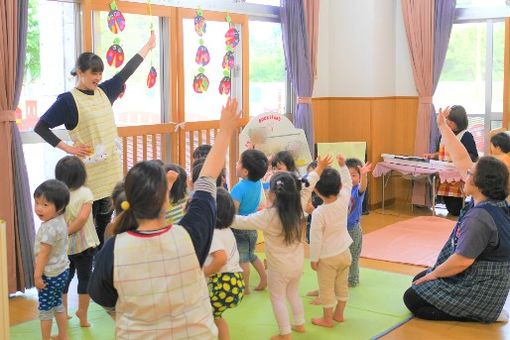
[{"xmin": 10, "ymin": 268, "xmax": 412, "ymax": 340}]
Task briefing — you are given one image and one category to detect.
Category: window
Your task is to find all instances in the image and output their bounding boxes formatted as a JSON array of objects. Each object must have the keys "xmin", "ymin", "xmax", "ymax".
[
  {"xmin": 249, "ymin": 21, "xmax": 286, "ymax": 117},
  {"xmin": 456, "ymin": 0, "xmax": 507, "ymax": 8},
  {"xmin": 17, "ymin": 0, "xmax": 78, "ymax": 132},
  {"xmin": 92, "ymin": 12, "xmax": 163, "ymax": 126},
  {"xmin": 434, "ymin": 19, "xmax": 504, "ymax": 153},
  {"xmin": 183, "ymin": 18, "xmax": 233, "ymax": 122}
]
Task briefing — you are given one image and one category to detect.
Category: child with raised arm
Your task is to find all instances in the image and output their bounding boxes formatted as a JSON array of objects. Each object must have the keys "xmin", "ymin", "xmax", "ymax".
[
  {"xmin": 345, "ymin": 158, "xmax": 372, "ymax": 287},
  {"xmin": 231, "ymin": 149, "xmax": 269, "ymax": 294},
  {"xmin": 89, "ymin": 98, "xmax": 241, "ymax": 339},
  {"xmin": 33, "ymin": 180, "xmax": 70, "ymax": 340},
  {"xmin": 55, "ymin": 156, "xmax": 100, "ymax": 327},
  {"xmin": 231, "ymin": 156, "xmax": 331, "ymax": 340},
  {"xmin": 204, "ymin": 188, "xmax": 245, "ymax": 340},
  {"xmin": 310, "ymin": 155, "xmax": 353, "ymax": 328}
]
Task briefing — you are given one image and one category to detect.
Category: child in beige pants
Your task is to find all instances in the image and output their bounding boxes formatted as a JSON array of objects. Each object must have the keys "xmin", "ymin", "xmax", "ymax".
[{"xmin": 309, "ymin": 155, "xmax": 353, "ymax": 327}]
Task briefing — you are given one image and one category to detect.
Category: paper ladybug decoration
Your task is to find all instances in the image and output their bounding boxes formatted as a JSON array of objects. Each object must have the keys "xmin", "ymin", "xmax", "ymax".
[
  {"xmin": 147, "ymin": 66, "xmax": 157, "ymax": 89},
  {"xmin": 193, "ymin": 73, "xmax": 209, "ymax": 93},
  {"xmin": 107, "ymin": 9, "xmax": 125, "ymax": 34},
  {"xmin": 225, "ymin": 27, "xmax": 239, "ymax": 49},
  {"xmin": 106, "ymin": 38, "xmax": 124, "ymax": 68},
  {"xmin": 219, "ymin": 76, "xmax": 231, "ymax": 95},
  {"xmin": 195, "ymin": 45, "xmax": 210, "ymax": 66},
  {"xmin": 194, "ymin": 14, "xmax": 206, "ymax": 36}
]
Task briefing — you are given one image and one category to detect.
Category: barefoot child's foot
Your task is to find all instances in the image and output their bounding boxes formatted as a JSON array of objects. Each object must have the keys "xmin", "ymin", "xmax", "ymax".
[
  {"xmin": 244, "ymin": 288, "xmax": 251, "ymax": 295},
  {"xmin": 254, "ymin": 281, "xmax": 267, "ymax": 291},
  {"xmin": 333, "ymin": 315, "xmax": 344, "ymax": 323},
  {"xmin": 309, "ymin": 297, "xmax": 321, "ymax": 305},
  {"xmin": 76, "ymin": 310, "xmax": 91, "ymax": 327},
  {"xmin": 311, "ymin": 317, "xmax": 335, "ymax": 328},
  {"xmin": 270, "ymin": 334, "xmax": 291, "ymax": 340},
  {"xmin": 291, "ymin": 324, "xmax": 305, "ymax": 333}
]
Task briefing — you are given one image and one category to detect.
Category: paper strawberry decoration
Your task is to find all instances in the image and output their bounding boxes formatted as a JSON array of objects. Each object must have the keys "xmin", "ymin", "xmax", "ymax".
[
  {"xmin": 193, "ymin": 72, "xmax": 209, "ymax": 93},
  {"xmin": 147, "ymin": 66, "xmax": 157, "ymax": 88},
  {"xmin": 106, "ymin": 38, "xmax": 124, "ymax": 68},
  {"xmin": 219, "ymin": 76, "xmax": 231, "ymax": 95}
]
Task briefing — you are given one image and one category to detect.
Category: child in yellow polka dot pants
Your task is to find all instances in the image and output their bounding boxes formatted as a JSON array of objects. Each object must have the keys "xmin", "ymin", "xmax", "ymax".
[
  {"xmin": 204, "ymin": 189, "xmax": 246, "ymax": 339},
  {"xmin": 208, "ymin": 272, "xmax": 245, "ymax": 318}
]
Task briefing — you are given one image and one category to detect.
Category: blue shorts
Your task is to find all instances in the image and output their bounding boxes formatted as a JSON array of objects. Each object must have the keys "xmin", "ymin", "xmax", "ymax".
[
  {"xmin": 38, "ymin": 269, "xmax": 69, "ymax": 320},
  {"xmin": 233, "ymin": 229, "xmax": 258, "ymax": 263}
]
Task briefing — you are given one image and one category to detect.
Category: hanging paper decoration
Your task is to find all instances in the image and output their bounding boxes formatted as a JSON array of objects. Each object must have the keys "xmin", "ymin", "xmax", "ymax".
[
  {"xmin": 193, "ymin": 8, "xmax": 209, "ymax": 93},
  {"xmin": 195, "ymin": 43, "xmax": 211, "ymax": 66},
  {"xmin": 222, "ymin": 51, "xmax": 234, "ymax": 71},
  {"xmin": 107, "ymin": 0, "xmax": 125, "ymax": 34},
  {"xmin": 225, "ymin": 27, "xmax": 240, "ymax": 49},
  {"xmin": 193, "ymin": 71, "xmax": 210, "ymax": 93},
  {"xmin": 194, "ymin": 10, "xmax": 206, "ymax": 36},
  {"xmin": 106, "ymin": 38, "xmax": 124, "ymax": 68},
  {"xmin": 219, "ymin": 13, "xmax": 239, "ymax": 95},
  {"xmin": 146, "ymin": 0, "xmax": 157, "ymax": 89},
  {"xmin": 147, "ymin": 66, "xmax": 157, "ymax": 88}
]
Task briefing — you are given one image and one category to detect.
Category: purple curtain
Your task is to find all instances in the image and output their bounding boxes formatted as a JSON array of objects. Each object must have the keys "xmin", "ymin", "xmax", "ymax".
[
  {"xmin": 280, "ymin": 0, "xmax": 315, "ymax": 157},
  {"xmin": 429, "ymin": 0, "xmax": 456, "ymax": 152}
]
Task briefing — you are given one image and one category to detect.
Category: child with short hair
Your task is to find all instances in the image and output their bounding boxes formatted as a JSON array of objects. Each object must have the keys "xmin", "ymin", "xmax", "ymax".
[
  {"xmin": 193, "ymin": 144, "xmax": 212, "ymax": 162},
  {"xmin": 345, "ymin": 158, "xmax": 372, "ymax": 287},
  {"xmin": 310, "ymin": 155, "xmax": 353, "ymax": 328},
  {"xmin": 89, "ymin": 98, "xmax": 241, "ymax": 339},
  {"xmin": 164, "ymin": 163, "xmax": 188, "ymax": 224},
  {"xmin": 103, "ymin": 181, "xmax": 125, "ymax": 243},
  {"xmin": 231, "ymin": 155, "xmax": 330, "ymax": 340},
  {"xmin": 231, "ymin": 149, "xmax": 269, "ymax": 294},
  {"xmin": 204, "ymin": 188, "xmax": 245, "ymax": 340},
  {"xmin": 33, "ymin": 179, "xmax": 70, "ymax": 340},
  {"xmin": 55, "ymin": 156, "xmax": 100, "ymax": 327}
]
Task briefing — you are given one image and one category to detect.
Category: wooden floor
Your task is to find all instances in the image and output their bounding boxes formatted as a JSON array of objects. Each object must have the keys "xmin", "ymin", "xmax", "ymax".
[{"xmin": 9, "ymin": 202, "xmax": 510, "ymax": 339}]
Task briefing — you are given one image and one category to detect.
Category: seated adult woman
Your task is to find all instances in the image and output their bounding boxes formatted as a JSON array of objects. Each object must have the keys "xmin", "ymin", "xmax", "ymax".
[
  {"xmin": 424, "ymin": 105, "xmax": 478, "ymax": 216},
  {"xmin": 404, "ymin": 107, "xmax": 510, "ymax": 323}
]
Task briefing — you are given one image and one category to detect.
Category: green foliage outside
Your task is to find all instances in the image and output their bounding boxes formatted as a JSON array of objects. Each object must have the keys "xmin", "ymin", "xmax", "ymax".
[
  {"xmin": 25, "ymin": 0, "xmax": 40, "ymax": 83},
  {"xmin": 249, "ymin": 24, "xmax": 285, "ymax": 82},
  {"xmin": 440, "ymin": 22, "xmax": 504, "ymax": 82}
]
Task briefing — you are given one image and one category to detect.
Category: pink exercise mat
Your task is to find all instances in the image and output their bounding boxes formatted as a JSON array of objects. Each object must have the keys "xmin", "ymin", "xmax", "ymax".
[{"xmin": 360, "ymin": 216, "xmax": 456, "ymax": 267}]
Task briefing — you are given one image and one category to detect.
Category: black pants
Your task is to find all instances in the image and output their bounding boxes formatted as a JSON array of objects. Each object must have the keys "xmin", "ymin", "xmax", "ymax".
[
  {"xmin": 63, "ymin": 247, "xmax": 96, "ymax": 294},
  {"xmin": 93, "ymin": 197, "xmax": 113, "ymax": 249},
  {"xmin": 403, "ymin": 270, "xmax": 474, "ymax": 321},
  {"xmin": 442, "ymin": 196, "xmax": 463, "ymax": 216}
]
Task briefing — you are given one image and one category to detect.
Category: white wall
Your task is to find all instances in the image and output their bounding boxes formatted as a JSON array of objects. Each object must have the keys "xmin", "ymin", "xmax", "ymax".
[{"xmin": 313, "ymin": 0, "xmax": 417, "ymax": 97}]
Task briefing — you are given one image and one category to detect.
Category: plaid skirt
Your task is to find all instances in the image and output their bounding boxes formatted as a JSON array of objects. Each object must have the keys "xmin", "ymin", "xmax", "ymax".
[{"xmin": 413, "ymin": 234, "xmax": 510, "ymax": 322}]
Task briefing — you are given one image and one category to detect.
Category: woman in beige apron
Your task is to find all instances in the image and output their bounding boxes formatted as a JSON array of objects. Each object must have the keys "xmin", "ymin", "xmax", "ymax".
[{"xmin": 35, "ymin": 32, "xmax": 156, "ymax": 247}]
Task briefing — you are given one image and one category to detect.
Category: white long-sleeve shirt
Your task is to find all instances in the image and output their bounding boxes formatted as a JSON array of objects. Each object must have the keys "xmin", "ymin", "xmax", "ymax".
[
  {"xmin": 230, "ymin": 170, "xmax": 320, "ymax": 276},
  {"xmin": 310, "ymin": 165, "xmax": 353, "ymax": 262}
]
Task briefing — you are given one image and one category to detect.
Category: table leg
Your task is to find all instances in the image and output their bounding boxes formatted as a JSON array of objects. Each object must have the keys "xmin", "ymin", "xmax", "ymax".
[
  {"xmin": 382, "ymin": 172, "xmax": 385, "ymax": 212},
  {"xmin": 431, "ymin": 174, "xmax": 436, "ymax": 216}
]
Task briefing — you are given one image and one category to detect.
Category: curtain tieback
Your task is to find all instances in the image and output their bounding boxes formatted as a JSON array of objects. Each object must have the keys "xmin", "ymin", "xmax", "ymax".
[
  {"xmin": 297, "ymin": 97, "xmax": 312, "ymax": 104},
  {"xmin": 420, "ymin": 96, "xmax": 433, "ymax": 104},
  {"xmin": 0, "ymin": 110, "xmax": 16, "ymax": 122}
]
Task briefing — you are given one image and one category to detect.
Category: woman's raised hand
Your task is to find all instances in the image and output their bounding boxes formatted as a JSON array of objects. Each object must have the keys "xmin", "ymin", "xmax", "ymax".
[{"xmin": 437, "ymin": 107, "xmax": 451, "ymax": 130}]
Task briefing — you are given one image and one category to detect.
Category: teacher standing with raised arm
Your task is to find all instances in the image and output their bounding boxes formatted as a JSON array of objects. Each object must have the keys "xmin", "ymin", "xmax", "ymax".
[{"xmin": 35, "ymin": 31, "xmax": 156, "ymax": 248}]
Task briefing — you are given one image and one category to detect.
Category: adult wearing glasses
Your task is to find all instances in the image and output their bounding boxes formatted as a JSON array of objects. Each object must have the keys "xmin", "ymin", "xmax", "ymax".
[
  {"xmin": 424, "ymin": 105, "xmax": 478, "ymax": 216},
  {"xmin": 404, "ymin": 107, "xmax": 510, "ymax": 323}
]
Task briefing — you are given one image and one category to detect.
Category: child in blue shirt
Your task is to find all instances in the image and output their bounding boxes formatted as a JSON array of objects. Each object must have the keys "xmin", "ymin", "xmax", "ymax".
[
  {"xmin": 231, "ymin": 149, "xmax": 268, "ymax": 294},
  {"xmin": 345, "ymin": 158, "xmax": 372, "ymax": 287}
]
